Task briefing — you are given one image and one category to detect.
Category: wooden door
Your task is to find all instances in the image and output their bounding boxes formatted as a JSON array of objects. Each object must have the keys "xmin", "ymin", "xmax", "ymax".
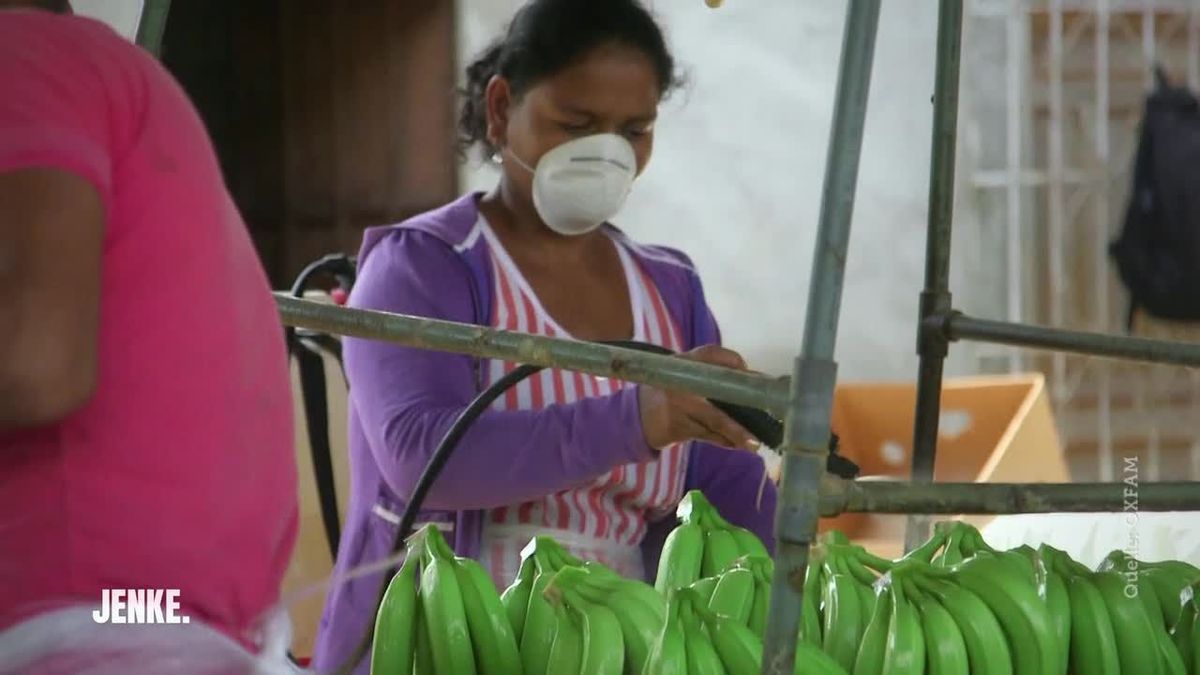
[{"xmin": 162, "ymin": 0, "xmax": 458, "ymax": 288}]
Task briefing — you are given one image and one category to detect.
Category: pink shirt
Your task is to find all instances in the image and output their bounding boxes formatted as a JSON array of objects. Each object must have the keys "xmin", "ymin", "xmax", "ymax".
[{"xmin": 0, "ymin": 11, "xmax": 297, "ymax": 650}]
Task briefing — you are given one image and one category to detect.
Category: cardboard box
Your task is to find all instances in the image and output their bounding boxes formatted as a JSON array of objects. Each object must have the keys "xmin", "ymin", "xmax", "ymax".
[{"xmin": 824, "ymin": 373, "xmax": 1069, "ymax": 558}]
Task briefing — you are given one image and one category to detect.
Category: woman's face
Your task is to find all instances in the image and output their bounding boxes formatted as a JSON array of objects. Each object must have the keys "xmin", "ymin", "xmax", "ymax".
[{"xmin": 485, "ymin": 42, "xmax": 661, "ymax": 208}]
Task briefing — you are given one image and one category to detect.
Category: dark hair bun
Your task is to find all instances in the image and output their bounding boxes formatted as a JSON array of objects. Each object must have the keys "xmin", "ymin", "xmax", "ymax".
[{"xmin": 457, "ymin": 0, "xmax": 679, "ymax": 159}]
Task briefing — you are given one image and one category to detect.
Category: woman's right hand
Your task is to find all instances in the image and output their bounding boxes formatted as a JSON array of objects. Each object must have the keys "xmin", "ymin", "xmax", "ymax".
[{"xmin": 637, "ymin": 345, "xmax": 760, "ymax": 452}]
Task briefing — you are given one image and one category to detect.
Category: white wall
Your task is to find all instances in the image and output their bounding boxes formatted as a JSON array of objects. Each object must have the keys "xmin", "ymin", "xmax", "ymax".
[
  {"xmin": 457, "ymin": 1, "xmax": 991, "ymax": 381},
  {"xmin": 70, "ymin": 0, "xmax": 142, "ymax": 40}
]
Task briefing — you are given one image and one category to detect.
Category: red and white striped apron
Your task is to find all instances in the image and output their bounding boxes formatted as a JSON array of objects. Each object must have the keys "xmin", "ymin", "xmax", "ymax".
[{"xmin": 475, "ymin": 220, "xmax": 688, "ymax": 588}]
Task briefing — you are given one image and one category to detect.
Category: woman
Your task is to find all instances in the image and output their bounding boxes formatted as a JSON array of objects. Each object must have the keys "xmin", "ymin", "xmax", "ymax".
[
  {"xmin": 1, "ymin": 3, "xmax": 298, "ymax": 673},
  {"xmin": 311, "ymin": 0, "xmax": 777, "ymax": 669}
]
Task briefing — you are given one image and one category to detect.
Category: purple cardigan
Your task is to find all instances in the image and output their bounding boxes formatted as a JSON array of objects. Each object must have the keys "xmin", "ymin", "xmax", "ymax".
[{"xmin": 310, "ymin": 193, "xmax": 777, "ymax": 672}]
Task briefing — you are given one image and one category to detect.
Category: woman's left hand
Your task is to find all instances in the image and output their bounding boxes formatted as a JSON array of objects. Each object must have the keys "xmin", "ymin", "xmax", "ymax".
[{"xmin": 637, "ymin": 345, "xmax": 761, "ymax": 452}]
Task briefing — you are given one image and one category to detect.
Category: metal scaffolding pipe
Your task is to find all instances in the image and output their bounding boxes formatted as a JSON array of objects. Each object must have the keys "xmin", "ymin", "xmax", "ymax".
[
  {"xmin": 275, "ymin": 294, "xmax": 791, "ymax": 414},
  {"xmin": 1003, "ymin": 0, "xmax": 1026, "ymax": 373},
  {"xmin": 763, "ymin": 1, "xmax": 881, "ymax": 673},
  {"xmin": 822, "ymin": 478, "xmax": 1199, "ymax": 515},
  {"xmin": 945, "ymin": 313, "xmax": 1200, "ymax": 369},
  {"xmin": 135, "ymin": 0, "xmax": 172, "ymax": 57},
  {"xmin": 906, "ymin": 0, "xmax": 965, "ymax": 554},
  {"xmin": 1095, "ymin": 0, "xmax": 1115, "ymax": 482}
]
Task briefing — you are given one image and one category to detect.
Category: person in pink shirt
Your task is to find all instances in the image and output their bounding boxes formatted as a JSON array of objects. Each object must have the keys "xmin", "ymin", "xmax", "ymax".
[{"xmin": 0, "ymin": 1, "xmax": 299, "ymax": 671}]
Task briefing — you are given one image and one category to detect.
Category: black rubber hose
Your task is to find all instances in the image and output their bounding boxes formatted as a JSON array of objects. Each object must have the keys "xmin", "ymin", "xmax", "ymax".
[
  {"xmin": 330, "ymin": 340, "xmax": 783, "ymax": 674},
  {"xmin": 289, "ymin": 253, "xmax": 356, "ymax": 299}
]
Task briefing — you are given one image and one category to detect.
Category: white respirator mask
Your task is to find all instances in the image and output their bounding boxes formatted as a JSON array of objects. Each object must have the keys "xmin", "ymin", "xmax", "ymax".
[{"xmin": 506, "ymin": 133, "xmax": 638, "ymax": 236}]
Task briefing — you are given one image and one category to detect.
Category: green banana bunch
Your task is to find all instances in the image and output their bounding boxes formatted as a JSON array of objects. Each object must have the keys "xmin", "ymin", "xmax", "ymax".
[
  {"xmin": 1091, "ymin": 569, "xmax": 1166, "ymax": 675},
  {"xmin": 949, "ymin": 523, "xmax": 985, "ymax": 559},
  {"xmin": 814, "ymin": 544, "xmax": 885, "ymax": 670},
  {"xmin": 1008, "ymin": 544, "xmax": 1051, "ymax": 597},
  {"xmin": 839, "ymin": 548, "xmax": 884, "ymax": 627},
  {"xmin": 1144, "ymin": 586, "xmax": 1189, "ymax": 675},
  {"xmin": 1099, "ymin": 551, "xmax": 1196, "ymax": 607},
  {"xmin": 689, "ymin": 584, "xmax": 848, "ymax": 675},
  {"xmin": 545, "ymin": 541, "xmax": 585, "ymax": 569},
  {"xmin": 501, "ymin": 556, "xmax": 535, "ymax": 644},
  {"xmin": 794, "ymin": 639, "xmax": 854, "ymax": 675},
  {"xmin": 502, "ymin": 535, "xmax": 580, "ymax": 645},
  {"xmin": 702, "ymin": 522, "xmax": 743, "ymax": 579},
  {"xmin": 418, "ymin": 536, "xmax": 478, "ymax": 675},
  {"xmin": 455, "ymin": 555, "xmax": 523, "ymax": 675},
  {"xmin": 679, "ymin": 591, "xmax": 727, "ymax": 675},
  {"xmin": 789, "ymin": 541, "xmax": 881, "ymax": 669},
  {"xmin": 937, "ymin": 527, "xmax": 966, "ymax": 567},
  {"xmin": 937, "ymin": 522, "xmax": 1024, "ymax": 577},
  {"xmin": 1095, "ymin": 548, "xmax": 1200, "ymax": 672},
  {"xmin": 1170, "ymin": 583, "xmax": 1196, "ymax": 665},
  {"xmin": 1035, "ymin": 547, "xmax": 1072, "ymax": 675},
  {"xmin": 724, "ymin": 553, "xmax": 774, "ymax": 580},
  {"xmin": 1004, "ymin": 543, "xmax": 1069, "ymax": 674},
  {"xmin": 643, "ymin": 591, "xmax": 689, "ymax": 675},
  {"xmin": 949, "ymin": 551, "xmax": 1059, "ymax": 674},
  {"xmin": 375, "ymin": 526, "xmax": 504, "ymax": 675},
  {"xmin": 1156, "ymin": 620, "xmax": 1189, "ymax": 675},
  {"xmin": 685, "ymin": 490, "xmax": 772, "ymax": 558},
  {"xmin": 911, "ymin": 574, "xmax": 1013, "ymax": 675},
  {"xmin": 1036, "ymin": 545, "xmax": 1120, "ymax": 674},
  {"xmin": 882, "ymin": 578, "xmax": 925, "ymax": 675},
  {"xmin": 516, "ymin": 534, "xmax": 582, "ymax": 571},
  {"xmin": 373, "ymin": 525, "xmax": 500, "ymax": 675},
  {"xmin": 518, "ymin": 548, "xmax": 561, "ymax": 675},
  {"xmin": 547, "ymin": 564, "xmax": 665, "ymax": 675},
  {"xmin": 696, "ymin": 583, "xmax": 854, "ymax": 672},
  {"xmin": 454, "ymin": 515, "xmax": 1200, "ymax": 675},
  {"xmin": 688, "ymin": 575, "xmax": 721, "ymax": 606},
  {"xmin": 499, "ymin": 535, "xmax": 595, "ymax": 675},
  {"xmin": 544, "ymin": 579, "xmax": 625, "ymax": 675},
  {"xmin": 578, "ymin": 600, "xmax": 625, "ymax": 675},
  {"xmin": 413, "ymin": 593, "xmax": 435, "ymax": 675},
  {"xmin": 730, "ymin": 525, "xmax": 771, "ymax": 560},
  {"xmin": 675, "ymin": 490, "xmax": 715, "ymax": 524},
  {"xmin": 846, "ymin": 545, "xmax": 897, "ymax": 578},
  {"xmin": 701, "ymin": 554, "xmax": 774, "ymax": 633},
  {"xmin": 955, "ymin": 529, "xmax": 1040, "ymax": 589},
  {"xmin": 901, "ymin": 523, "xmax": 950, "ymax": 565},
  {"xmin": 657, "ymin": 490, "xmax": 772, "ymax": 592},
  {"xmin": 819, "ymin": 566, "xmax": 863, "ymax": 671},
  {"xmin": 544, "ymin": 600, "xmax": 584, "ymax": 674},
  {"xmin": 655, "ymin": 520, "xmax": 705, "ymax": 595},
  {"xmin": 1098, "ymin": 549, "xmax": 1200, "ymax": 580},
  {"xmin": 370, "ymin": 553, "xmax": 419, "ymax": 675},
  {"xmin": 1169, "ymin": 586, "xmax": 1197, "ymax": 674},
  {"xmin": 745, "ymin": 559, "xmax": 772, "ymax": 638},
  {"xmin": 1145, "ymin": 565, "xmax": 1200, "ymax": 629},
  {"xmin": 583, "ymin": 560, "xmax": 669, "ymax": 624},
  {"xmin": 693, "ymin": 592, "xmax": 762, "ymax": 674},
  {"xmin": 1193, "ymin": 605, "xmax": 1200, "ymax": 675},
  {"xmin": 844, "ymin": 551, "xmax": 887, "ymax": 586},
  {"xmin": 905, "ymin": 581, "xmax": 968, "ymax": 675},
  {"xmin": 1061, "ymin": 569, "xmax": 1121, "ymax": 675},
  {"xmin": 1141, "ymin": 572, "xmax": 1169, "ymax": 629},
  {"xmin": 851, "ymin": 581, "xmax": 890, "ymax": 675},
  {"xmin": 1095, "ymin": 552, "xmax": 1197, "ymax": 674},
  {"xmin": 709, "ymin": 566, "xmax": 756, "ymax": 625},
  {"xmin": 800, "ymin": 557, "xmax": 824, "ymax": 647}
]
